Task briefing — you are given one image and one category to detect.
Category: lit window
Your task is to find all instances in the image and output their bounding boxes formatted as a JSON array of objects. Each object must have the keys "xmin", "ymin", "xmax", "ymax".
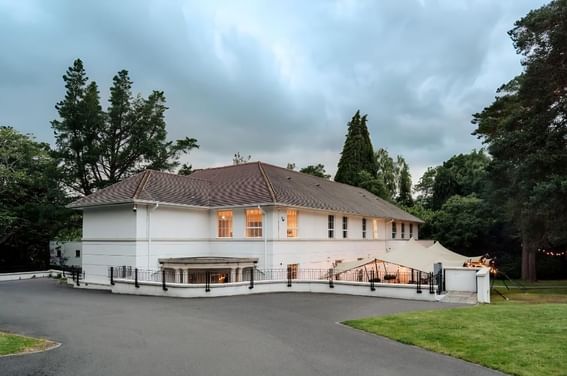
[
  {"xmin": 372, "ymin": 219, "xmax": 379, "ymax": 239},
  {"xmin": 342, "ymin": 217, "xmax": 348, "ymax": 238},
  {"xmin": 401, "ymin": 223, "xmax": 405, "ymax": 239},
  {"xmin": 328, "ymin": 215, "xmax": 335, "ymax": 238},
  {"xmin": 246, "ymin": 209, "xmax": 263, "ymax": 238},
  {"xmin": 409, "ymin": 223, "xmax": 414, "ymax": 239},
  {"xmin": 217, "ymin": 211, "xmax": 233, "ymax": 238},
  {"xmin": 362, "ymin": 218, "xmax": 367, "ymax": 239},
  {"xmin": 287, "ymin": 209, "xmax": 298, "ymax": 237},
  {"xmin": 392, "ymin": 222, "xmax": 397, "ymax": 239},
  {"xmin": 287, "ymin": 264, "xmax": 299, "ymax": 279}
]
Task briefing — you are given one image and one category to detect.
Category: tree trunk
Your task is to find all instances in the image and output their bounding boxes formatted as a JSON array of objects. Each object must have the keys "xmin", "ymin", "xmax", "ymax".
[{"xmin": 521, "ymin": 241, "xmax": 537, "ymax": 282}]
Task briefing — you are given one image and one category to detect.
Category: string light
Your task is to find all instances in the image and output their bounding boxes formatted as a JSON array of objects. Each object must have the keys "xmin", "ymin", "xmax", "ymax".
[{"xmin": 537, "ymin": 248, "xmax": 567, "ymax": 257}]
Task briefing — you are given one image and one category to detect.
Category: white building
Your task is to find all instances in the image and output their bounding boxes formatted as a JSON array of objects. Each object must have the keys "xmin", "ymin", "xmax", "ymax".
[
  {"xmin": 49, "ymin": 241, "xmax": 82, "ymax": 268},
  {"xmin": 69, "ymin": 162, "xmax": 423, "ymax": 284}
]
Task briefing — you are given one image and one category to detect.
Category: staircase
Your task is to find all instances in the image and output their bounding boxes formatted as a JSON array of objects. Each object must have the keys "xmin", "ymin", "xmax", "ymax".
[{"xmin": 439, "ymin": 291, "xmax": 478, "ymax": 304}]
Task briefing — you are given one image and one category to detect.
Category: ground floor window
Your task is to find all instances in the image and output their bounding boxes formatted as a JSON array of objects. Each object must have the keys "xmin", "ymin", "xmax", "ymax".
[
  {"xmin": 342, "ymin": 216, "xmax": 348, "ymax": 238},
  {"xmin": 287, "ymin": 264, "xmax": 298, "ymax": 279},
  {"xmin": 401, "ymin": 223, "xmax": 406, "ymax": 239},
  {"xmin": 362, "ymin": 218, "xmax": 367, "ymax": 239},
  {"xmin": 409, "ymin": 223, "xmax": 414, "ymax": 238},
  {"xmin": 392, "ymin": 221, "xmax": 397, "ymax": 239}
]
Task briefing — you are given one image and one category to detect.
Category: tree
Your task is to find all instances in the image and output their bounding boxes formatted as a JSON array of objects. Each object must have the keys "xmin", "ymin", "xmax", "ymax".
[
  {"xmin": 429, "ymin": 151, "xmax": 490, "ymax": 210},
  {"xmin": 177, "ymin": 164, "xmax": 193, "ymax": 176},
  {"xmin": 357, "ymin": 170, "xmax": 389, "ymax": 199},
  {"xmin": 335, "ymin": 110, "xmax": 377, "ymax": 185},
  {"xmin": 429, "ymin": 195, "xmax": 493, "ymax": 257},
  {"xmin": 233, "ymin": 152, "xmax": 251, "ymax": 165},
  {"xmin": 414, "ymin": 167, "xmax": 437, "ymax": 207},
  {"xmin": 472, "ymin": 0, "xmax": 567, "ymax": 280},
  {"xmin": 375, "ymin": 148, "xmax": 397, "ymax": 199},
  {"xmin": 52, "ymin": 59, "xmax": 198, "ymax": 195},
  {"xmin": 396, "ymin": 156, "xmax": 413, "ymax": 207},
  {"xmin": 299, "ymin": 164, "xmax": 331, "ymax": 179},
  {"xmin": 0, "ymin": 127, "xmax": 72, "ymax": 271}
]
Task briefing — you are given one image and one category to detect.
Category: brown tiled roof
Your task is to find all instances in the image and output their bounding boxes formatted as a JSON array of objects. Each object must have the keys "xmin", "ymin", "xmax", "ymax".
[{"xmin": 68, "ymin": 162, "xmax": 423, "ymax": 223}]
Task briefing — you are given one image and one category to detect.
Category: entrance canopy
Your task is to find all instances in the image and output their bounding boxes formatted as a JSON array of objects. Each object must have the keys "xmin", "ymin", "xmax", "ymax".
[{"xmin": 159, "ymin": 256, "xmax": 258, "ymax": 283}]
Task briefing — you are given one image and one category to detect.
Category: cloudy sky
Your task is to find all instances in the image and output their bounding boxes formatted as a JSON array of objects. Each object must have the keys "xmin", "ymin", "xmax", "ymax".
[{"xmin": 0, "ymin": 0, "xmax": 547, "ymax": 181}]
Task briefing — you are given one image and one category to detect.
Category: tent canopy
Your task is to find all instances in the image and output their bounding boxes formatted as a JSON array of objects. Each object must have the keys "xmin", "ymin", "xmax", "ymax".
[{"xmin": 335, "ymin": 239, "xmax": 482, "ymax": 274}]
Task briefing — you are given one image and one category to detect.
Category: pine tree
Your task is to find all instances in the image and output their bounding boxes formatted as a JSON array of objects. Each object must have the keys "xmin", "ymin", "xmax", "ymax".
[
  {"xmin": 335, "ymin": 110, "xmax": 377, "ymax": 185},
  {"xmin": 396, "ymin": 156, "xmax": 413, "ymax": 207},
  {"xmin": 52, "ymin": 59, "xmax": 198, "ymax": 195}
]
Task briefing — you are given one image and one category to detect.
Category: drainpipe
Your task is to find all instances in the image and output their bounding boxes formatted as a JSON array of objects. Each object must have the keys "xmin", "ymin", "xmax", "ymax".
[
  {"xmin": 385, "ymin": 218, "xmax": 394, "ymax": 252},
  {"xmin": 258, "ymin": 205, "xmax": 267, "ymax": 271},
  {"xmin": 147, "ymin": 203, "xmax": 159, "ymax": 269}
]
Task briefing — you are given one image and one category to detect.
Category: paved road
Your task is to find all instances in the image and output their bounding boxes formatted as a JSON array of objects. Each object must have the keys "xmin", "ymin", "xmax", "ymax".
[{"xmin": 0, "ymin": 279, "xmax": 501, "ymax": 376}]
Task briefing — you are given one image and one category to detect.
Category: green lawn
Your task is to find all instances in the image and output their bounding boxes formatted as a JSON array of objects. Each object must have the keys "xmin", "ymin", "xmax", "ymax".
[
  {"xmin": 492, "ymin": 279, "xmax": 567, "ymax": 303},
  {"xmin": 344, "ymin": 303, "xmax": 567, "ymax": 376},
  {"xmin": 0, "ymin": 331, "xmax": 56, "ymax": 356}
]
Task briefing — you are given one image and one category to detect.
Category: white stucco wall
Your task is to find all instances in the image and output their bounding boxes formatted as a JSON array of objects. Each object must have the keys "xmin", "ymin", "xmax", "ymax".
[
  {"xmin": 444, "ymin": 267, "xmax": 478, "ymax": 292},
  {"xmin": 80, "ymin": 203, "xmax": 423, "ymax": 283},
  {"xmin": 83, "ymin": 206, "xmax": 137, "ymax": 240}
]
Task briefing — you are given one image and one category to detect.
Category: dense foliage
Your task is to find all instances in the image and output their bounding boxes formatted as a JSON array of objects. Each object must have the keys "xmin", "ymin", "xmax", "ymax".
[
  {"xmin": 472, "ymin": 0, "xmax": 567, "ymax": 280},
  {"xmin": 0, "ymin": 127, "xmax": 75, "ymax": 271}
]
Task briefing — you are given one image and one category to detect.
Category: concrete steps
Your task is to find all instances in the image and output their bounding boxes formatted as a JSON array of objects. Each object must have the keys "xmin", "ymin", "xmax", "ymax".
[{"xmin": 439, "ymin": 291, "xmax": 477, "ymax": 304}]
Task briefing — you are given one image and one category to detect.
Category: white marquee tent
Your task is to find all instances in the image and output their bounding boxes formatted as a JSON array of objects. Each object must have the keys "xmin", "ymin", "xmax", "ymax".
[{"xmin": 334, "ymin": 239, "xmax": 483, "ymax": 274}]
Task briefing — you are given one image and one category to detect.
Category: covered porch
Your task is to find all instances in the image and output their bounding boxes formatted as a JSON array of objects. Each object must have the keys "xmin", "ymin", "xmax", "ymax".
[{"xmin": 158, "ymin": 256, "xmax": 258, "ymax": 284}]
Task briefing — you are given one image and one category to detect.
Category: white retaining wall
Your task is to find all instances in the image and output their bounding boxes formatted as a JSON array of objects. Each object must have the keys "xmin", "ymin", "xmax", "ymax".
[
  {"xmin": 444, "ymin": 267, "xmax": 478, "ymax": 292},
  {"xmin": 110, "ymin": 278, "xmax": 439, "ymax": 301},
  {"xmin": 0, "ymin": 270, "xmax": 63, "ymax": 282}
]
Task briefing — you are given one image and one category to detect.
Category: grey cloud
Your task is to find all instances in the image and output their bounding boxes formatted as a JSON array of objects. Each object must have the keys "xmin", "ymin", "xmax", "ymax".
[{"xmin": 0, "ymin": 0, "xmax": 548, "ymax": 181}]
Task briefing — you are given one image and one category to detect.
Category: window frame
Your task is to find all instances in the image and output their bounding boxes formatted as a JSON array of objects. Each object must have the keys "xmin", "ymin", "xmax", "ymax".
[
  {"xmin": 217, "ymin": 210, "xmax": 233, "ymax": 238},
  {"xmin": 75, "ymin": 250, "xmax": 81, "ymax": 258},
  {"xmin": 286, "ymin": 209, "xmax": 298, "ymax": 238},
  {"xmin": 401, "ymin": 223, "xmax": 405, "ymax": 239},
  {"xmin": 328, "ymin": 215, "xmax": 335, "ymax": 238},
  {"xmin": 392, "ymin": 221, "xmax": 397, "ymax": 239},
  {"xmin": 245, "ymin": 208, "xmax": 263, "ymax": 238},
  {"xmin": 362, "ymin": 218, "xmax": 367, "ymax": 239},
  {"xmin": 409, "ymin": 223, "xmax": 414, "ymax": 239},
  {"xmin": 342, "ymin": 216, "xmax": 348, "ymax": 238}
]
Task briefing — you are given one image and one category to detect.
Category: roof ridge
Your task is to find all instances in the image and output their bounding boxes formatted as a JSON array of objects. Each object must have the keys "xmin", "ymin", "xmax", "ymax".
[
  {"xmin": 257, "ymin": 162, "xmax": 277, "ymax": 203},
  {"xmin": 133, "ymin": 170, "xmax": 153, "ymax": 200},
  {"xmin": 144, "ymin": 169, "xmax": 211, "ymax": 183},
  {"xmin": 192, "ymin": 161, "xmax": 260, "ymax": 173}
]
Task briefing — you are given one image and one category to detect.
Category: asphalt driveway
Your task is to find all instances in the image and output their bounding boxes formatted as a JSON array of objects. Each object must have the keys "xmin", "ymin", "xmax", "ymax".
[{"xmin": 0, "ymin": 279, "xmax": 501, "ymax": 376}]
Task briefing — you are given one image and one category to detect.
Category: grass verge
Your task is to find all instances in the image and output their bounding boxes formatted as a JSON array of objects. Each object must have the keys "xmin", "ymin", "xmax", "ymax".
[
  {"xmin": 0, "ymin": 331, "xmax": 58, "ymax": 356},
  {"xmin": 344, "ymin": 304, "xmax": 567, "ymax": 376}
]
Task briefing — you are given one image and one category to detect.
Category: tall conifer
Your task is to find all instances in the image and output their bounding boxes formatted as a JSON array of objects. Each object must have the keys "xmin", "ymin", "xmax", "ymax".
[{"xmin": 335, "ymin": 110, "xmax": 377, "ymax": 185}]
